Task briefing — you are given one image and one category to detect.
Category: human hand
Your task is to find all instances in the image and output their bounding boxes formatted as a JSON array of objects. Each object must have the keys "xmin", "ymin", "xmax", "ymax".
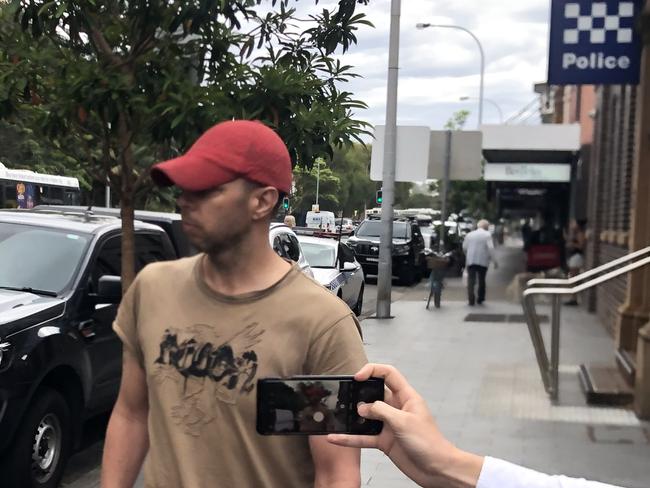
[{"xmin": 327, "ymin": 364, "xmax": 483, "ymax": 488}]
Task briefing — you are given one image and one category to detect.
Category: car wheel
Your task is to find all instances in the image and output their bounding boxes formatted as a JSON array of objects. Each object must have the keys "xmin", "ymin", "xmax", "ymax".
[
  {"xmin": 4, "ymin": 388, "xmax": 72, "ymax": 488},
  {"xmin": 353, "ymin": 284, "xmax": 364, "ymax": 316}
]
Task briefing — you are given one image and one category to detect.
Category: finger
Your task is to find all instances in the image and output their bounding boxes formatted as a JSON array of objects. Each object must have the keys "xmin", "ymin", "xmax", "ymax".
[
  {"xmin": 327, "ymin": 433, "xmax": 380, "ymax": 449},
  {"xmin": 358, "ymin": 400, "xmax": 404, "ymax": 423},
  {"xmin": 355, "ymin": 364, "xmax": 417, "ymax": 399}
]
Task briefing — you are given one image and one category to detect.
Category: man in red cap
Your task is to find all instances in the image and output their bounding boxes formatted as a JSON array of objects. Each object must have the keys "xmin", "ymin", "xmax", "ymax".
[{"xmin": 101, "ymin": 120, "xmax": 367, "ymax": 487}]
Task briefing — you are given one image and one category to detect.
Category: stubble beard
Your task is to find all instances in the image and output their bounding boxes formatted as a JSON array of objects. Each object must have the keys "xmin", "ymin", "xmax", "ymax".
[{"xmin": 198, "ymin": 223, "xmax": 251, "ymax": 259}]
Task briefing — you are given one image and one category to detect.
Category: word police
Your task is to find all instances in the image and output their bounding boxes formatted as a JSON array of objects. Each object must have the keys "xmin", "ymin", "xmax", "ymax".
[{"xmin": 562, "ymin": 52, "xmax": 631, "ymax": 70}]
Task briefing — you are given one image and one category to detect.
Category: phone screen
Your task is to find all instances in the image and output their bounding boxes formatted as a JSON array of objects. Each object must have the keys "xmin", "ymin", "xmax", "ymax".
[{"xmin": 256, "ymin": 376, "xmax": 384, "ymax": 435}]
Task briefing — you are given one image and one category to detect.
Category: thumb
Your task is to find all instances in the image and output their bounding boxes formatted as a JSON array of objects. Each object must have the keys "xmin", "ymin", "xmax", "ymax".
[{"xmin": 358, "ymin": 400, "xmax": 403, "ymax": 424}]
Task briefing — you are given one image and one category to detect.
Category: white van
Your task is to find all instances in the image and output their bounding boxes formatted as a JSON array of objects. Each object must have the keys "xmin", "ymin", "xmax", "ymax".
[{"xmin": 305, "ymin": 211, "xmax": 336, "ymax": 230}]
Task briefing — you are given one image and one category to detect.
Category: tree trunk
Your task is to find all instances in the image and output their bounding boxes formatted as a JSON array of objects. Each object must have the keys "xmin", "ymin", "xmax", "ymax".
[{"xmin": 118, "ymin": 113, "xmax": 136, "ymax": 294}]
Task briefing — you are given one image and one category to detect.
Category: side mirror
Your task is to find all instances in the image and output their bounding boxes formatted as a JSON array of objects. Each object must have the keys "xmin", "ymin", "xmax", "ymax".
[
  {"xmin": 97, "ymin": 275, "xmax": 122, "ymax": 304},
  {"xmin": 342, "ymin": 261, "xmax": 357, "ymax": 272}
]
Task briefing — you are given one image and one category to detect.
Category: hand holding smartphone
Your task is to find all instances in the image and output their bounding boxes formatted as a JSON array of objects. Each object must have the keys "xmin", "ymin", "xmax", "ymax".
[{"xmin": 256, "ymin": 375, "xmax": 384, "ymax": 435}]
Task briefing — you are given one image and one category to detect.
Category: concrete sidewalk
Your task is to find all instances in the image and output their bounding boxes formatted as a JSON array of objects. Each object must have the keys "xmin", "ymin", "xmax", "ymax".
[{"xmin": 359, "ymin": 243, "xmax": 650, "ymax": 487}]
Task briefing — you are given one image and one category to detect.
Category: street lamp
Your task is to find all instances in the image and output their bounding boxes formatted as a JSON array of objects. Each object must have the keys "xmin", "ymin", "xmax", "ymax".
[
  {"xmin": 460, "ymin": 96, "xmax": 503, "ymax": 123},
  {"xmin": 416, "ymin": 23, "xmax": 485, "ymax": 128}
]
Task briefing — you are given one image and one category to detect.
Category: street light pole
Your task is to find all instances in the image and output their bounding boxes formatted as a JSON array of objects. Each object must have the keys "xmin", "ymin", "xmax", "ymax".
[
  {"xmin": 376, "ymin": 0, "xmax": 401, "ymax": 319},
  {"xmin": 460, "ymin": 96, "xmax": 503, "ymax": 123},
  {"xmin": 315, "ymin": 160, "xmax": 320, "ymax": 206},
  {"xmin": 416, "ymin": 23, "xmax": 485, "ymax": 128}
]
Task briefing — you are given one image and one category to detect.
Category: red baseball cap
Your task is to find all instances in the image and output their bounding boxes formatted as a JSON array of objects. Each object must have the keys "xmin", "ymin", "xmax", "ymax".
[{"xmin": 150, "ymin": 120, "xmax": 292, "ymax": 193}]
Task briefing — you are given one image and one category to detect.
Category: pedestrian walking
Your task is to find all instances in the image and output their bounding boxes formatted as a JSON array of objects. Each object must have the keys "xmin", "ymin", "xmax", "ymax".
[
  {"xmin": 101, "ymin": 120, "xmax": 366, "ymax": 488},
  {"xmin": 462, "ymin": 219, "xmax": 498, "ymax": 306}
]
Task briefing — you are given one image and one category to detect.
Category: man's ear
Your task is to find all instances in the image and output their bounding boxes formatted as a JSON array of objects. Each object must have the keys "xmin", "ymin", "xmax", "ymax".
[{"xmin": 251, "ymin": 186, "xmax": 279, "ymax": 221}]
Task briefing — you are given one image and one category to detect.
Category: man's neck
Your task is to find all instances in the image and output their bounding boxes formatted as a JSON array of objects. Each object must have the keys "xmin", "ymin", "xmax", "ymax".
[{"xmin": 202, "ymin": 237, "xmax": 292, "ymax": 297}]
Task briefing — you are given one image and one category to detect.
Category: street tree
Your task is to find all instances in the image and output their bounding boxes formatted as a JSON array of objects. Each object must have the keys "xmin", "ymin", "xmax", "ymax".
[
  {"xmin": 0, "ymin": 0, "xmax": 372, "ymax": 291},
  {"xmin": 291, "ymin": 158, "xmax": 341, "ymax": 215}
]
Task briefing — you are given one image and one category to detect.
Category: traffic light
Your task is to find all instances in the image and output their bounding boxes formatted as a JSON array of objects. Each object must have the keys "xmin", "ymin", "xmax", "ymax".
[
  {"xmin": 282, "ymin": 196, "xmax": 290, "ymax": 211},
  {"xmin": 376, "ymin": 189, "xmax": 383, "ymax": 205}
]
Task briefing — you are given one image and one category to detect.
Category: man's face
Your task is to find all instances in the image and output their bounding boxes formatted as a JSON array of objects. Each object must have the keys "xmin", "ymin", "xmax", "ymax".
[{"xmin": 177, "ymin": 178, "xmax": 259, "ymax": 255}]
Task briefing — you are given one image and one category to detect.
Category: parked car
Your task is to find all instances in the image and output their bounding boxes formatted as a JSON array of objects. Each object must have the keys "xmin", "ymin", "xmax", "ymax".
[
  {"xmin": 346, "ymin": 218, "xmax": 426, "ymax": 285},
  {"xmin": 335, "ymin": 218, "xmax": 355, "ymax": 233},
  {"xmin": 34, "ymin": 206, "xmax": 312, "ymax": 277},
  {"xmin": 0, "ymin": 209, "xmax": 178, "ymax": 488},
  {"xmin": 297, "ymin": 235, "xmax": 365, "ymax": 316},
  {"xmin": 34, "ymin": 205, "xmax": 195, "ymax": 257}
]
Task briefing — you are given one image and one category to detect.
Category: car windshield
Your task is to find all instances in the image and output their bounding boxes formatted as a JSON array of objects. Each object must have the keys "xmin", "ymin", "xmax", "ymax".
[
  {"xmin": 300, "ymin": 242, "xmax": 337, "ymax": 268},
  {"xmin": 0, "ymin": 223, "xmax": 91, "ymax": 295},
  {"xmin": 356, "ymin": 221, "xmax": 408, "ymax": 239}
]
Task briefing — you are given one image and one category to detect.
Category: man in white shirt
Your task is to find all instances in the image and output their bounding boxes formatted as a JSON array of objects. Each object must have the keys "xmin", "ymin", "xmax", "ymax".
[
  {"xmin": 462, "ymin": 220, "xmax": 497, "ymax": 306},
  {"xmin": 328, "ymin": 363, "xmax": 623, "ymax": 488}
]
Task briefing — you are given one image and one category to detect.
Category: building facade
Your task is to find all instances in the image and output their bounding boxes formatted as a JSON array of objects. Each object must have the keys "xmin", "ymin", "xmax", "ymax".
[{"xmin": 545, "ymin": 2, "xmax": 650, "ymax": 418}]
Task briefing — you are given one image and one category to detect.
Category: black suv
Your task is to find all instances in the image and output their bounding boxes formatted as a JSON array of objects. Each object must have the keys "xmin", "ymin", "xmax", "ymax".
[
  {"xmin": 347, "ymin": 218, "xmax": 426, "ymax": 285},
  {"xmin": 0, "ymin": 210, "xmax": 177, "ymax": 488}
]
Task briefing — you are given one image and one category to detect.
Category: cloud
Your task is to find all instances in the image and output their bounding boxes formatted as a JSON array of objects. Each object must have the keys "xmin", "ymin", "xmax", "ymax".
[{"xmin": 293, "ymin": 0, "xmax": 550, "ymax": 129}]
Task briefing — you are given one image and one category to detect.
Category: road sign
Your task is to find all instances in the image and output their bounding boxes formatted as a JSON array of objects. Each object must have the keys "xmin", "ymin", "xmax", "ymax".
[
  {"xmin": 370, "ymin": 126, "xmax": 431, "ymax": 182},
  {"xmin": 548, "ymin": 0, "xmax": 643, "ymax": 85},
  {"xmin": 371, "ymin": 126, "xmax": 482, "ymax": 182},
  {"xmin": 428, "ymin": 131, "xmax": 483, "ymax": 181}
]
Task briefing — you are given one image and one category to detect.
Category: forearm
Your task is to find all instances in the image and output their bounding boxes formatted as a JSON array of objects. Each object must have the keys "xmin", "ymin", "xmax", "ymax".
[
  {"xmin": 101, "ymin": 409, "xmax": 149, "ymax": 488},
  {"xmin": 425, "ymin": 448, "xmax": 484, "ymax": 488},
  {"xmin": 311, "ymin": 437, "xmax": 360, "ymax": 488}
]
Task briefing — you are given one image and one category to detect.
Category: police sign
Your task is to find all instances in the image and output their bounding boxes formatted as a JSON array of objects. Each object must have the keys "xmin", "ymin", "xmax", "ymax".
[{"xmin": 548, "ymin": 0, "xmax": 643, "ymax": 84}]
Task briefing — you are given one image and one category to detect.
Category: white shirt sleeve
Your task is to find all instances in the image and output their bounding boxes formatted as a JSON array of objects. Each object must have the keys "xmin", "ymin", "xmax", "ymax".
[{"xmin": 476, "ymin": 457, "xmax": 624, "ymax": 488}]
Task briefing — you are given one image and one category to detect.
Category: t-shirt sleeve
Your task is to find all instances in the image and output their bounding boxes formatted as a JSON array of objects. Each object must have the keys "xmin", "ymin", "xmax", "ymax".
[
  {"xmin": 305, "ymin": 313, "xmax": 368, "ymax": 375},
  {"xmin": 112, "ymin": 273, "xmax": 145, "ymax": 367},
  {"xmin": 477, "ymin": 456, "xmax": 624, "ymax": 488}
]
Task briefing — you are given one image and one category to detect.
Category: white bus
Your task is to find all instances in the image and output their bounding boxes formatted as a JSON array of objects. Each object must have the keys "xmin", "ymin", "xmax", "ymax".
[{"xmin": 0, "ymin": 163, "xmax": 81, "ymax": 209}]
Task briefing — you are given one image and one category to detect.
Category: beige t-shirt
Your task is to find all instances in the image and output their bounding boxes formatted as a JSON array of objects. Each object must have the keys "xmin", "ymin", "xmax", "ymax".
[{"xmin": 113, "ymin": 255, "xmax": 368, "ymax": 488}]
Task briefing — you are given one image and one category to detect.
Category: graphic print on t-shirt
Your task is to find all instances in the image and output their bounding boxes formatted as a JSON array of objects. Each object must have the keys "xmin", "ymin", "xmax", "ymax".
[{"xmin": 153, "ymin": 322, "xmax": 264, "ymax": 436}]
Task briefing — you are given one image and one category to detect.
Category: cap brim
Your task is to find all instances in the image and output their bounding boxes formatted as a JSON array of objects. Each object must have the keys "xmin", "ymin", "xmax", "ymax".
[{"xmin": 150, "ymin": 154, "xmax": 237, "ymax": 192}]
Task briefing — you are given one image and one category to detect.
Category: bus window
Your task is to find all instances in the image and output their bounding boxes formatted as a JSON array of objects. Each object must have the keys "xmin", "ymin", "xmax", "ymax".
[
  {"xmin": 3, "ymin": 182, "xmax": 17, "ymax": 208},
  {"xmin": 40, "ymin": 186, "xmax": 65, "ymax": 205},
  {"xmin": 64, "ymin": 189, "xmax": 80, "ymax": 205}
]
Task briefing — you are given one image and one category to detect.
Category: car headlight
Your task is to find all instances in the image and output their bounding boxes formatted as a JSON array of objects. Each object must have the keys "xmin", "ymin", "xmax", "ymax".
[{"xmin": 0, "ymin": 341, "xmax": 11, "ymax": 369}]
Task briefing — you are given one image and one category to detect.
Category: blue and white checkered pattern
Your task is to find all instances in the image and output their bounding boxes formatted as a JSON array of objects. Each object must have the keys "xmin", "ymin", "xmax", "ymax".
[{"xmin": 563, "ymin": 1, "xmax": 635, "ymax": 45}]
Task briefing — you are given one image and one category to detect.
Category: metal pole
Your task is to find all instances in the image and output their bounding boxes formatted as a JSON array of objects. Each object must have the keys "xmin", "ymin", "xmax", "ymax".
[
  {"xmin": 105, "ymin": 184, "xmax": 111, "ymax": 208},
  {"xmin": 550, "ymin": 294, "xmax": 561, "ymax": 401},
  {"xmin": 439, "ymin": 130, "xmax": 452, "ymax": 252},
  {"xmin": 315, "ymin": 160, "xmax": 320, "ymax": 206},
  {"xmin": 376, "ymin": 0, "xmax": 401, "ymax": 319}
]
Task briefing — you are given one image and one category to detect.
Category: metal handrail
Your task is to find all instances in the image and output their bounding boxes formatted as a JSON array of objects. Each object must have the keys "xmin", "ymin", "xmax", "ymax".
[
  {"xmin": 522, "ymin": 253, "xmax": 650, "ymax": 401},
  {"xmin": 526, "ymin": 246, "xmax": 650, "ymax": 288}
]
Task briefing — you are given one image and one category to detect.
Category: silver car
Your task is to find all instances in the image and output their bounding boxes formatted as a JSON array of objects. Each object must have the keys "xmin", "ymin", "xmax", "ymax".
[{"xmin": 297, "ymin": 235, "xmax": 365, "ymax": 316}]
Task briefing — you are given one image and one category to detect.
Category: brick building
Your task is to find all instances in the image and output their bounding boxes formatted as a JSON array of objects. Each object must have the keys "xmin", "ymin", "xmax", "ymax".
[{"xmin": 544, "ymin": 3, "xmax": 650, "ymax": 418}]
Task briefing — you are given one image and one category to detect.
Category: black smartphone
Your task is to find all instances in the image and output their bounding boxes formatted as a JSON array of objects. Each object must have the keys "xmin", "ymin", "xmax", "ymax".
[{"xmin": 256, "ymin": 375, "xmax": 384, "ymax": 435}]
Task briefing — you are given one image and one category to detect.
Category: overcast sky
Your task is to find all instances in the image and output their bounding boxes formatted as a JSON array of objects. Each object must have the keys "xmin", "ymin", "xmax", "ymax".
[{"xmin": 295, "ymin": 0, "xmax": 551, "ymax": 129}]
